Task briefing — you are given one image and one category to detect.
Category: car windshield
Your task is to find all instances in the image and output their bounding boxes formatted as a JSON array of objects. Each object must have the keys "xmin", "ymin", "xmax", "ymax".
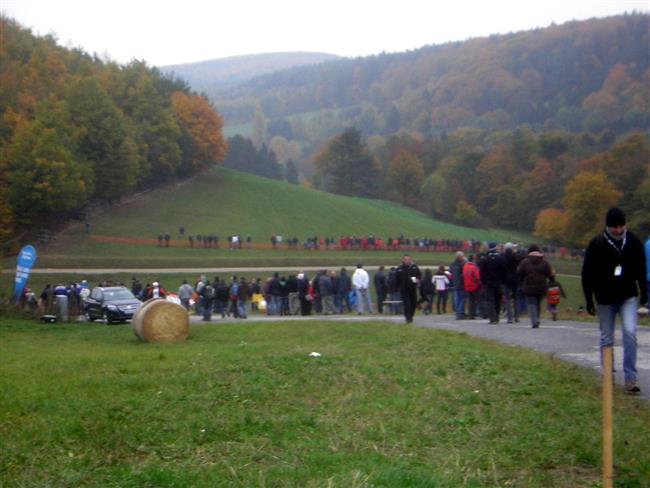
[{"xmin": 104, "ymin": 289, "xmax": 136, "ymax": 301}]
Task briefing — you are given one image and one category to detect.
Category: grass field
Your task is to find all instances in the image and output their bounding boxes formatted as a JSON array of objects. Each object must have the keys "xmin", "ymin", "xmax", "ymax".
[
  {"xmin": 1, "ymin": 317, "xmax": 648, "ymax": 487},
  {"xmin": 88, "ymin": 167, "xmax": 520, "ymax": 241},
  {"xmin": 20, "ymin": 167, "xmax": 533, "ymax": 267}
]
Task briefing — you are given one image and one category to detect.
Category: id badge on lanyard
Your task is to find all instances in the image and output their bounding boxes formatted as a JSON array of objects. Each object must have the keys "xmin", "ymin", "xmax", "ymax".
[{"xmin": 604, "ymin": 231, "xmax": 626, "ymax": 278}]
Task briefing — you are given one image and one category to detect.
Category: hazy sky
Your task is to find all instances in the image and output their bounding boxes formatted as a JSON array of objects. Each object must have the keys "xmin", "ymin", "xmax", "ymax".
[{"xmin": 2, "ymin": 0, "xmax": 648, "ymax": 66}]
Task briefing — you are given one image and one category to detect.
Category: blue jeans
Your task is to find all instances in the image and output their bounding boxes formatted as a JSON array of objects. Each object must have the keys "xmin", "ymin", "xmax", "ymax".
[
  {"xmin": 597, "ymin": 297, "xmax": 638, "ymax": 382},
  {"xmin": 527, "ymin": 295, "xmax": 542, "ymax": 327},
  {"xmin": 355, "ymin": 289, "xmax": 372, "ymax": 314},
  {"xmin": 202, "ymin": 300, "xmax": 213, "ymax": 321},
  {"xmin": 504, "ymin": 285, "xmax": 519, "ymax": 322},
  {"xmin": 336, "ymin": 292, "xmax": 351, "ymax": 313},
  {"xmin": 270, "ymin": 296, "xmax": 281, "ymax": 315},
  {"xmin": 237, "ymin": 300, "xmax": 247, "ymax": 318},
  {"xmin": 453, "ymin": 290, "xmax": 466, "ymax": 318},
  {"xmin": 214, "ymin": 300, "xmax": 226, "ymax": 318}
]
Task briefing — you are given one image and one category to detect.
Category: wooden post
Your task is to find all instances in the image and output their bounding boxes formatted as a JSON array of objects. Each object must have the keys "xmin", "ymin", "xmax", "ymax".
[{"xmin": 602, "ymin": 346, "xmax": 613, "ymax": 488}]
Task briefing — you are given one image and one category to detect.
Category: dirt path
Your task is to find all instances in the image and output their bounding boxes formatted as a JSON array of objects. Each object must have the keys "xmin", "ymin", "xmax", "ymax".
[{"xmin": 8, "ymin": 266, "xmax": 581, "ymax": 279}]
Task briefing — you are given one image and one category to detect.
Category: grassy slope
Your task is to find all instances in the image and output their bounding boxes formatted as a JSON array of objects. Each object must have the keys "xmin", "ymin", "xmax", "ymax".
[
  {"xmin": 15, "ymin": 167, "xmax": 532, "ymax": 268},
  {"xmin": 1, "ymin": 318, "xmax": 648, "ymax": 487},
  {"xmin": 72, "ymin": 167, "xmax": 529, "ymax": 243}
]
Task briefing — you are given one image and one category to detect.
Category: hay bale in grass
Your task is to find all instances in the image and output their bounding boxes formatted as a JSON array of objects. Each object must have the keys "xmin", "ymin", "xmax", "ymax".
[{"xmin": 132, "ymin": 299, "xmax": 189, "ymax": 342}]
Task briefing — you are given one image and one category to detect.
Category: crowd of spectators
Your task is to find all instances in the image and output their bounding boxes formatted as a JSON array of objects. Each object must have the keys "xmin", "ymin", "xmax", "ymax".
[{"xmin": 152, "ymin": 229, "xmax": 584, "ymax": 259}]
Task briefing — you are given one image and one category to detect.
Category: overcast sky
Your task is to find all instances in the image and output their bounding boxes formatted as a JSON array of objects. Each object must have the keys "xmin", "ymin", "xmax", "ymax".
[{"xmin": 2, "ymin": 0, "xmax": 648, "ymax": 67}]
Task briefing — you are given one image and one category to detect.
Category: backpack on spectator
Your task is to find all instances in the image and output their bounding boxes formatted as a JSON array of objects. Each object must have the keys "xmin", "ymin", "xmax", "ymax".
[
  {"xmin": 204, "ymin": 284, "xmax": 216, "ymax": 299},
  {"xmin": 547, "ymin": 285, "xmax": 561, "ymax": 305}
]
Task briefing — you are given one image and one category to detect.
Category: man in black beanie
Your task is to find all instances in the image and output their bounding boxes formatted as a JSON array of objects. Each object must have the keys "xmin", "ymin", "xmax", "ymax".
[{"xmin": 582, "ymin": 207, "xmax": 648, "ymax": 394}]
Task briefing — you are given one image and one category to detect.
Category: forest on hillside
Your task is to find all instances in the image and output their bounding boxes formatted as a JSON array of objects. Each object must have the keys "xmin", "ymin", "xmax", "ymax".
[
  {"xmin": 215, "ymin": 14, "xmax": 649, "ymax": 145},
  {"xmin": 0, "ymin": 17, "xmax": 227, "ymax": 249},
  {"xmin": 313, "ymin": 127, "xmax": 649, "ymax": 246}
]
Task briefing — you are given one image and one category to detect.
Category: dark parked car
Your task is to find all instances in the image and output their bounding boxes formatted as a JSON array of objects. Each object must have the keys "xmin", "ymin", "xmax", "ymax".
[{"xmin": 84, "ymin": 286, "xmax": 142, "ymax": 323}]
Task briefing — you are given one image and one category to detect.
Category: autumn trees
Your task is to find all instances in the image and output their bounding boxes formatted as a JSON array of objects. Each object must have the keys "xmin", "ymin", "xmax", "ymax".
[
  {"xmin": 534, "ymin": 135, "xmax": 649, "ymax": 246},
  {"xmin": 0, "ymin": 16, "xmax": 226, "ymax": 242},
  {"xmin": 314, "ymin": 126, "xmax": 648, "ymax": 246},
  {"xmin": 214, "ymin": 14, "xmax": 649, "ymax": 152}
]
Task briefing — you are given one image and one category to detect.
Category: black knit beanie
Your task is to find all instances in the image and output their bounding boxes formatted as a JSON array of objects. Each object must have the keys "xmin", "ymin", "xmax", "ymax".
[
  {"xmin": 605, "ymin": 207, "xmax": 626, "ymax": 227},
  {"xmin": 528, "ymin": 244, "xmax": 540, "ymax": 253}
]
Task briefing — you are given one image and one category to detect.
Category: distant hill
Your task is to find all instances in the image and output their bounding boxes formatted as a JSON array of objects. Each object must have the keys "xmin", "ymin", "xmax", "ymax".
[
  {"xmin": 160, "ymin": 52, "xmax": 342, "ymax": 95},
  {"xmin": 213, "ymin": 14, "xmax": 649, "ymax": 138}
]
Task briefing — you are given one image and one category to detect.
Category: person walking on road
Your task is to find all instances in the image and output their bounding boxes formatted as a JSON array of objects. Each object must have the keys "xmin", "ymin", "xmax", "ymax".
[
  {"xmin": 178, "ymin": 280, "xmax": 194, "ymax": 311},
  {"xmin": 517, "ymin": 245, "xmax": 553, "ymax": 328},
  {"xmin": 503, "ymin": 243, "xmax": 521, "ymax": 323},
  {"xmin": 396, "ymin": 254, "xmax": 422, "ymax": 323},
  {"xmin": 582, "ymin": 207, "xmax": 648, "ymax": 394},
  {"xmin": 479, "ymin": 243, "xmax": 507, "ymax": 324}
]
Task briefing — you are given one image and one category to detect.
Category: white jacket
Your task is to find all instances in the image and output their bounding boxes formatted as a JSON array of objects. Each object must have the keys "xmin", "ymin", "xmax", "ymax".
[{"xmin": 352, "ymin": 268, "xmax": 369, "ymax": 289}]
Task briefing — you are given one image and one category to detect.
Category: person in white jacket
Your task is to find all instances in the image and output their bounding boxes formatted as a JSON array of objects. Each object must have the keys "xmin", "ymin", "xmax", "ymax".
[{"xmin": 352, "ymin": 264, "xmax": 373, "ymax": 314}]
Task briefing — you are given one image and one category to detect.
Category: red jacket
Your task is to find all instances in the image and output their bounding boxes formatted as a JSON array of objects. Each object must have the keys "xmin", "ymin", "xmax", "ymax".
[{"xmin": 463, "ymin": 262, "xmax": 481, "ymax": 293}]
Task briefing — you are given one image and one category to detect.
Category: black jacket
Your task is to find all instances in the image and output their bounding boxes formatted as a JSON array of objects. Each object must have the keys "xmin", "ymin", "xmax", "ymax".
[
  {"xmin": 374, "ymin": 271, "xmax": 387, "ymax": 296},
  {"xmin": 479, "ymin": 250, "xmax": 507, "ymax": 287},
  {"xmin": 318, "ymin": 274, "xmax": 335, "ymax": 296},
  {"xmin": 517, "ymin": 254, "xmax": 552, "ymax": 297},
  {"xmin": 419, "ymin": 271, "xmax": 435, "ymax": 295},
  {"xmin": 449, "ymin": 259, "xmax": 465, "ymax": 290},
  {"xmin": 297, "ymin": 277, "xmax": 309, "ymax": 298},
  {"xmin": 268, "ymin": 277, "xmax": 282, "ymax": 297},
  {"xmin": 396, "ymin": 262, "xmax": 422, "ymax": 292},
  {"xmin": 337, "ymin": 272, "xmax": 352, "ymax": 294},
  {"xmin": 582, "ymin": 229, "xmax": 647, "ymax": 305},
  {"xmin": 503, "ymin": 248, "xmax": 521, "ymax": 287}
]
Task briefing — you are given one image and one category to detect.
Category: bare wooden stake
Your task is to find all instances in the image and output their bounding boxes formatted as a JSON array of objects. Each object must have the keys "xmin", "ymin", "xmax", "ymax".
[{"xmin": 602, "ymin": 346, "xmax": 613, "ymax": 488}]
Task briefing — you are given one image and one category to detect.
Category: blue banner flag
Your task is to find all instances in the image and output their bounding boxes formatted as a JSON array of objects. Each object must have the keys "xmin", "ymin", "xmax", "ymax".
[{"xmin": 14, "ymin": 245, "xmax": 37, "ymax": 301}]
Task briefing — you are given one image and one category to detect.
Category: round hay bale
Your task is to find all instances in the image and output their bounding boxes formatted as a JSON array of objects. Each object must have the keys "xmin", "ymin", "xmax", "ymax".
[{"xmin": 132, "ymin": 299, "xmax": 189, "ymax": 342}]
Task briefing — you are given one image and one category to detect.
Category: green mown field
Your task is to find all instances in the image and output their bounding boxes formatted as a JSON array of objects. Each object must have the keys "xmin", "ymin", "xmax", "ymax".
[
  {"xmin": 1, "ymin": 317, "xmax": 648, "ymax": 487},
  {"xmin": 18, "ymin": 167, "xmax": 533, "ymax": 269}
]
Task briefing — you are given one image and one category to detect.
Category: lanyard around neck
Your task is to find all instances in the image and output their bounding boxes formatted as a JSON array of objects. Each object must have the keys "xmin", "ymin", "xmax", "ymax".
[{"xmin": 603, "ymin": 230, "xmax": 626, "ymax": 255}]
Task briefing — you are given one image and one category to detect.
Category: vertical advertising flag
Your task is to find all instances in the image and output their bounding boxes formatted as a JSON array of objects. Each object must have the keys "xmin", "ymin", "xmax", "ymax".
[{"xmin": 13, "ymin": 245, "xmax": 37, "ymax": 301}]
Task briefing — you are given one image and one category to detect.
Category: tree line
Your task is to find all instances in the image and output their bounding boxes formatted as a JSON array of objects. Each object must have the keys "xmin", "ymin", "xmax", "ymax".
[
  {"xmin": 313, "ymin": 127, "xmax": 649, "ymax": 247},
  {"xmin": 0, "ymin": 17, "xmax": 227, "ymax": 249}
]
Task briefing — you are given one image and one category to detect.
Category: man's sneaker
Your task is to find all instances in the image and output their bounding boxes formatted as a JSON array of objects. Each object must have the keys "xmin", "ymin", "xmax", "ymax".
[{"xmin": 625, "ymin": 380, "xmax": 641, "ymax": 394}]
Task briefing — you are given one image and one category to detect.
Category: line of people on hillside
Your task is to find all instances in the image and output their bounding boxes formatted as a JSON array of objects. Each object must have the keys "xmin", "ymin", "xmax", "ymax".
[{"xmin": 150, "ymin": 229, "xmax": 584, "ymax": 258}]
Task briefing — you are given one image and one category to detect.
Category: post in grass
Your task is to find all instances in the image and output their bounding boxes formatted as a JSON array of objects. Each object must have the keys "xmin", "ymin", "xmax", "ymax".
[{"xmin": 602, "ymin": 346, "xmax": 613, "ymax": 488}]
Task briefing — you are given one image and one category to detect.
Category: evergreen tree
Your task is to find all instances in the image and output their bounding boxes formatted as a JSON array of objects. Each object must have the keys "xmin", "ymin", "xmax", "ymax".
[
  {"xmin": 313, "ymin": 127, "xmax": 379, "ymax": 197},
  {"xmin": 285, "ymin": 159, "xmax": 299, "ymax": 184}
]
